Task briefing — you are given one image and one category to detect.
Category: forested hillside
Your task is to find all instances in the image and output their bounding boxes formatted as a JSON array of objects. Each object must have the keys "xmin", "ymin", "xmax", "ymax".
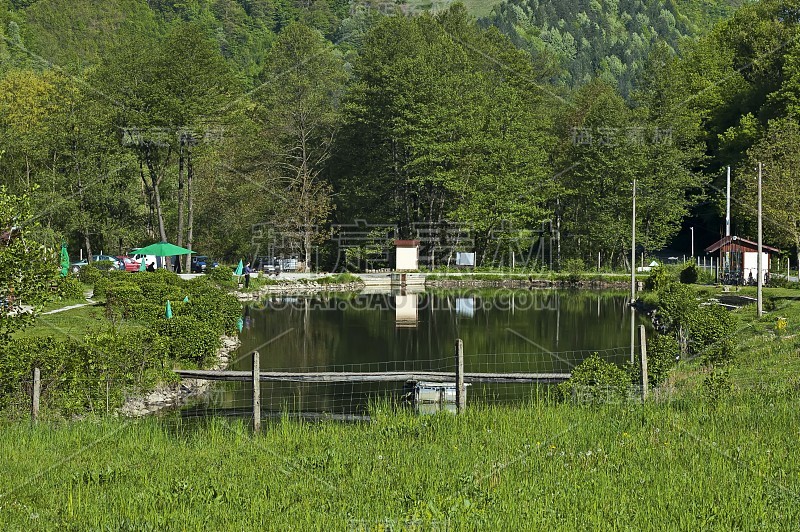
[
  {"xmin": 2, "ymin": 0, "xmax": 800, "ymax": 269},
  {"xmin": 482, "ymin": 0, "xmax": 746, "ymax": 97}
]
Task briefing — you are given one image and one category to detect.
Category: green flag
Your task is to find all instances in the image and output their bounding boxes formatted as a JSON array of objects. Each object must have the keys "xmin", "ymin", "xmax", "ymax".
[
  {"xmin": 139, "ymin": 258, "xmax": 146, "ymax": 272},
  {"xmin": 237, "ymin": 316, "xmax": 244, "ymax": 332},
  {"xmin": 234, "ymin": 259, "xmax": 244, "ymax": 276},
  {"xmin": 59, "ymin": 241, "xmax": 70, "ymax": 277},
  {"xmin": 183, "ymin": 296, "xmax": 189, "ymax": 303},
  {"xmin": 165, "ymin": 300, "xmax": 173, "ymax": 319}
]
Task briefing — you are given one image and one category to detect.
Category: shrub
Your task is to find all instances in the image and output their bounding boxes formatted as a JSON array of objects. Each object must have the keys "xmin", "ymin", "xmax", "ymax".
[
  {"xmin": 0, "ymin": 329, "xmax": 171, "ymax": 416},
  {"xmin": 558, "ymin": 354, "xmax": 631, "ymax": 404},
  {"xmin": 207, "ymin": 266, "xmax": 236, "ymax": 288},
  {"xmin": 679, "ymin": 263, "xmax": 699, "ymax": 284},
  {"xmin": 177, "ymin": 291, "xmax": 241, "ymax": 335},
  {"xmin": 93, "ymin": 260, "xmax": 116, "ymax": 271},
  {"xmin": 689, "ymin": 304, "xmax": 736, "ymax": 365},
  {"xmin": 56, "ymin": 275, "xmax": 85, "ymax": 300},
  {"xmin": 644, "ymin": 267, "xmax": 673, "ymax": 291},
  {"xmin": 316, "ymin": 272, "xmax": 363, "ymax": 285},
  {"xmin": 78, "ymin": 264, "xmax": 104, "ymax": 284},
  {"xmin": 104, "ymin": 282, "xmax": 144, "ymax": 320},
  {"xmin": 157, "ymin": 315, "xmax": 221, "ymax": 365},
  {"xmin": 645, "ymin": 333, "xmax": 680, "ymax": 386},
  {"xmin": 92, "ymin": 276, "xmax": 110, "ymax": 299},
  {"xmin": 561, "ymin": 258, "xmax": 584, "ymax": 283}
]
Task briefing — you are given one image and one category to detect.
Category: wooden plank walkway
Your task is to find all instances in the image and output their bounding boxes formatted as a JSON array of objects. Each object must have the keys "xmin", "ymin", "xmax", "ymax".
[{"xmin": 174, "ymin": 369, "xmax": 571, "ymax": 384}]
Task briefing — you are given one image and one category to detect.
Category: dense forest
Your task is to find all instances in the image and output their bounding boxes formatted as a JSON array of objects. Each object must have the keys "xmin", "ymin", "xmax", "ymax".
[{"xmin": 2, "ymin": 0, "xmax": 800, "ymax": 270}]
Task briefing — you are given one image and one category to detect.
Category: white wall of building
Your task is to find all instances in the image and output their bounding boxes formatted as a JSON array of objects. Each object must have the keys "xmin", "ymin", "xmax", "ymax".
[
  {"xmin": 396, "ymin": 246, "xmax": 419, "ymax": 271},
  {"xmin": 743, "ymin": 252, "xmax": 769, "ymax": 283}
]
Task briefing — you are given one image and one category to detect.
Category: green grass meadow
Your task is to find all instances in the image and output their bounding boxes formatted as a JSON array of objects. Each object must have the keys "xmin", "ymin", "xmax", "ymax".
[{"xmin": 1, "ymin": 388, "xmax": 798, "ymax": 528}]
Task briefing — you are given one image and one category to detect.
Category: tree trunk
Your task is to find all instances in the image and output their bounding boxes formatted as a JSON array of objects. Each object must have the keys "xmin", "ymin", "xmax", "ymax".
[
  {"xmin": 185, "ymin": 145, "xmax": 194, "ymax": 273},
  {"xmin": 144, "ymin": 145, "xmax": 170, "ymax": 243},
  {"xmin": 304, "ymin": 224, "xmax": 312, "ymax": 272},
  {"xmin": 177, "ymin": 137, "xmax": 185, "ymax": 247},
  {"xmin": 77, "ymin": 167, "xmax": 93, "ymax": 261}
]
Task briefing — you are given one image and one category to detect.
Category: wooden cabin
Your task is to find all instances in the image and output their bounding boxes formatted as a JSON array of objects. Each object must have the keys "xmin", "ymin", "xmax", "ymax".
[{"xmin": 704, "ymin": 235, "xmax": 780, "ymax": 285}]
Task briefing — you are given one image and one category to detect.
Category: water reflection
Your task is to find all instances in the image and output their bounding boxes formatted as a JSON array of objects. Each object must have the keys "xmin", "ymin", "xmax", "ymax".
[{"xmin": 197, "ymin": 289, "xmax": 649, "ymax": 416}]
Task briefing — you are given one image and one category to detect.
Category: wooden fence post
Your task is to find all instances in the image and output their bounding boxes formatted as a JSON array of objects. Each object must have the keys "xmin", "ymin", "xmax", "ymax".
[
  {"xmin": 455, "ymin": 339, "xmax": 465, "ymax": 413},
  {"xmin": 252, "ymin": 351, "xmax": 261, "ymax": 433},
  {"xmin": 31, "ymin": 367, "xmax": 40, "ymax": 422},
  {"xmin": 639, "ymin": 325, "xmax": 648, "ymax": 401}
]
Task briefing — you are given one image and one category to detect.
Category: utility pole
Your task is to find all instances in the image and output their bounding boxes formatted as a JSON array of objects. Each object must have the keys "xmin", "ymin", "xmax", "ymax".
[
  {"xmin": 757, "ymin": 163, "xmax": 763, "ymax": 317},
  {"xmin": 726, "ymin": 167, "xmax": 731, "ymax": 237},
  {"xmin": 631, "ymin": 179, "xmax": 636, "ymax": 304}
]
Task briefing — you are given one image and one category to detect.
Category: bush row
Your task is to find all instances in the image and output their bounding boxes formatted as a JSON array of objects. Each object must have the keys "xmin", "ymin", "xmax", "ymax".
[{"xmin": 1, "ymin": 269, "xmax": 241, "ymax": 418}]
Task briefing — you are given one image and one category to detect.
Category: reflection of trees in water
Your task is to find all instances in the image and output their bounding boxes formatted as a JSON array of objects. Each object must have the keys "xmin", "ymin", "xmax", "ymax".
[{"xmin": 225, "ymin": 290, "xmax": 648, "ymax": 414}]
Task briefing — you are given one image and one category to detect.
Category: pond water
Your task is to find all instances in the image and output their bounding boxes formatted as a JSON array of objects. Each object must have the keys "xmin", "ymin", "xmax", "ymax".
[{"xmin": 191, "ymin": 289, "xmax": 650, "ymax": 417}]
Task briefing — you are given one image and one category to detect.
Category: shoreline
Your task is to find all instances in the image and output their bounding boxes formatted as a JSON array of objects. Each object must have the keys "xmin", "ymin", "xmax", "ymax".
[{"xmin": 118, "ymin": 334, "xmax": 240, "ymax": 417}]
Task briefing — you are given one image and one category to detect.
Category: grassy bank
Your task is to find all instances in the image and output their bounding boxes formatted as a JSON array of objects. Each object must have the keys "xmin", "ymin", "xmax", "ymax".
[{"xmin": 0, "ymin": 389, "xmax": 797, "ymax": 528}]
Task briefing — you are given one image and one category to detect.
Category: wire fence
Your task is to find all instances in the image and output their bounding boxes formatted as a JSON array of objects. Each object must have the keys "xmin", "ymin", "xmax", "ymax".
[{"xmin": 4, "ymin": 343, "xmax": 799, "ymax": 426}]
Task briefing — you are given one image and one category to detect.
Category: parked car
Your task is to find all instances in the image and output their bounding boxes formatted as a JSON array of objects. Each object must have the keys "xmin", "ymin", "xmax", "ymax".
[
  {"xmin": 70, "ymin": 254, "xmax": 123, "ymax": 273},
  {"xmin": 256, "ymin": 256, "xmax": 276, "ymax": 274},
  {"xmin": 190, "ymin": 255, "xmax": 219, "ymax": 273},
  {"xmin": 116, "ymin": 256, "xmax": 141, "ymax": 272}
]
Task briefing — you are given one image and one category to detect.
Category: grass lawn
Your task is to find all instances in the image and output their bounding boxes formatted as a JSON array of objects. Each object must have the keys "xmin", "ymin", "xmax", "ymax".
[{"xmin": 13, "ymin": 305, "xmax": 107, "ymax": 341}]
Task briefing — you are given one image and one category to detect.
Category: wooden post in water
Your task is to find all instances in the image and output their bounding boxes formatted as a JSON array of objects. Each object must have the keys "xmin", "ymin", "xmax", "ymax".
[
  {"xmin": 639, "ymin": 326, "xmax": 648, "ymax": 401},
  {"xmin": 252, "ymin": 351, "xmax": 261, "ymax": 433},
  {"xmin": 31, "ymin": 367, "xmax": 40, "ymax": 422},
  {"xmin": 455, "ymin": 339, "xmax": 465, "ymax": 413}
]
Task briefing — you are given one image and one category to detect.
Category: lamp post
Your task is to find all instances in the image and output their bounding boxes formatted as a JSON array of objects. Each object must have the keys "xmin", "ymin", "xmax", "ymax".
[{"xmin": 690, "ymin": 227, "xmax": 694, "ymax": 262}]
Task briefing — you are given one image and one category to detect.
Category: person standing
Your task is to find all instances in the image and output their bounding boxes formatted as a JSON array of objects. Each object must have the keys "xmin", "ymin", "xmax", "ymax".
[{"xmin": 244, "ymin": 262, "xmax": 252, "ymax": 289}]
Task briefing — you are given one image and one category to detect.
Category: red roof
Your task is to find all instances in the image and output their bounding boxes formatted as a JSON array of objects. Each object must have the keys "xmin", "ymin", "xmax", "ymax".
[
  {"xmin": 394, "ymin": 240, "xmax": 420, "ymax": 247},
  {"xmin": 704, "ymin": 235, "xmax": 780, "ymax": 254}
]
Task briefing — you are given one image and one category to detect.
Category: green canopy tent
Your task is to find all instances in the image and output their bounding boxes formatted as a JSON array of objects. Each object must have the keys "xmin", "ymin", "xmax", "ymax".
[
  {"xmin": 135, "ymin": 241, "xmax": 194, "ymax": 271},
  {"xmin": 135, "ymin": 241, "xmax": 194, "ymax": 257}
]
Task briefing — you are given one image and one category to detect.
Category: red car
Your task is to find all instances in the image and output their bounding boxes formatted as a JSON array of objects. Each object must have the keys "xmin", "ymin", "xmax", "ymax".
[{"xmin": 117, "ymin": 256, "xmax": 141, "ymax": 272}]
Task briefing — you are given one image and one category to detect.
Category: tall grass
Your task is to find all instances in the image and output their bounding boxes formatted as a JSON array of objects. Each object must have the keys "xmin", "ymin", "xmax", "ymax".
[{"xmin": 0, "ymin": 389, "xmax": 798, "ymax": 528}]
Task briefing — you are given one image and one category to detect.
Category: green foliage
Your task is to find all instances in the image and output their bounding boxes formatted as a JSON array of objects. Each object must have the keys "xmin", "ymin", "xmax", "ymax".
[
  {"xmin": 78, "ymin": 264, "xmax": 103, "ymax": 284},
  {"xmin": 558, "ymin": 353, "xmax": 631, "ymax": 403},
  {"xmin": 334, "ymin": 7, "xmax": 555, "ymax": 247},
  {"xmin": 207, "ymin": 265, "xmax": 237, "ymax": 288},
  {"xmin": 645, "ymin": 332, "xmax": 679, "ymax": 386},
  {"xmin": 0, "ymin": 329, "xmax": 170, "ymax": 415},
  {"xmin": 56, "ymin": 275, "xmax": 84, "ymax": 300},
  {"xmin": 691, "ymin": 304, "xmax": 736, "ymax": 365},
  {"xmin": 561, "ymin": 258, "xmax": 584, "ymax": 283},
  {"xmin": 484, "ymin": 0, "xmax": 739, "ymax": 97},
  {"xmin": 702, "ymin": 368, "xmax": 732, "ymax": 404},
  {"xmin": 315, "ymin": 272, "xmax": 362, "ymax": 285},
  {"xmin": 644, "ymin": 267, "xmax": 674, "ymax": 291},
  {"xmin": 679, "ymin": 263, "xmax": 699, "ymax": 284},
  {"xmin": 0, "ymin": 187, "xmax": 57, "ymax": 341},
  {"xmin": 156, "ymin": 315, "xmax": 220, "ymax": 365},
  {"xmin": 655, "ymin": 281, "xmax": 736, "ymax": 364}
]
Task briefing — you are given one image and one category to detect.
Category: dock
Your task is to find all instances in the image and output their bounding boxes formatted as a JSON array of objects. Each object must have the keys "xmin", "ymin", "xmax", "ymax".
[{"xmin": 174, "ymin": 369, "xmax": 571, "ymax": 384}]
